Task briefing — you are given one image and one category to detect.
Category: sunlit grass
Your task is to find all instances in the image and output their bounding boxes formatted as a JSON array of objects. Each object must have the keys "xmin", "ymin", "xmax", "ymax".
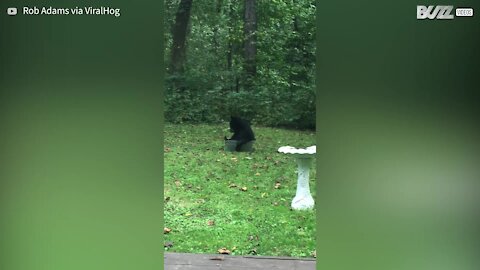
[{"xmin": 163, "ymin": 123, "xmax": 316, "ymax": 257}]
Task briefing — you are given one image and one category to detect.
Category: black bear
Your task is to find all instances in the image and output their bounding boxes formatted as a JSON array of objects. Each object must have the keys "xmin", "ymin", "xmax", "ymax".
[{"xmin": 225, "ymin": 116, "xmax": 255, "ymax": 151}]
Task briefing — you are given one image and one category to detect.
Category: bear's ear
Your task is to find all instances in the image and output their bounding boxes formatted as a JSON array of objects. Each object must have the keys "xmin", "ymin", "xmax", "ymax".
[{"xmin": 231, "ymin": 116, "xmax": 239, "ymax": 123}]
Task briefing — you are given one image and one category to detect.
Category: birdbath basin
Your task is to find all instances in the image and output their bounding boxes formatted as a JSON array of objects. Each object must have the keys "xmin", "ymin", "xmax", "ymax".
[{"xmin": 278, "ymin": 145, "xmax": 316, "ymax": 210}]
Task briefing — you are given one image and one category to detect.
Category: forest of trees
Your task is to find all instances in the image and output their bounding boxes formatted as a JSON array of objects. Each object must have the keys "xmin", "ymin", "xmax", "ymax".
[{"xmin": 165, "ymin": 0, "xmax": 316, "ymax": 129}]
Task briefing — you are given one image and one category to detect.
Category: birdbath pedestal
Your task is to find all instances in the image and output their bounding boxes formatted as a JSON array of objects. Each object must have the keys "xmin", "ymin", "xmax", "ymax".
[{"xmin": 278, "ymin": 146, "xmax": 316, "ymax": 210}]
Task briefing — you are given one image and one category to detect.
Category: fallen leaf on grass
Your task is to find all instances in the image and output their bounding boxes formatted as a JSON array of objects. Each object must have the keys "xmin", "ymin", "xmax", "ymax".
[
  {"xmin": 217, "ymin": 248, "xmax": 231, "ymax": 255},
  {"xmin": 255, "ymin": 172, "xmax": 261, "ymax": 176},
  {"xmin": 228, "ymin": 183, "xmax": 237, "ymax": 188},
  {"xmin": 274, "ymin": 182, "xmax": 281, "ymax": 189},
  {"xmin": 311, "ymin": 250, "xmax": 316, "ymax": 258},
  {"xmin": 207, "ymin": 220, "xmax": 215, "ymax": 226},
  {"xmin": 164, "ymin": 227, "xmax": 172, "ymax": 234},
  {"xmin": 240, "ymin": 187, "xmax": 248, "ymax": 192}
]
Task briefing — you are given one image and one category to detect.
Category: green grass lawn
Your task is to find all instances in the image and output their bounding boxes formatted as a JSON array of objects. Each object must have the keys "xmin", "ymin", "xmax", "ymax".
[{"xmin": 163, "ymin": 123, "xmax": 316, "ymax": 258}]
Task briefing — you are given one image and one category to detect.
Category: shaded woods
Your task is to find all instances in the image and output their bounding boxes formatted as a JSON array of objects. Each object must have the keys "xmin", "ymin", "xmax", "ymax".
[{"xmin": 165, "ymin": 0, "xmax": 316, "ymax": 129}]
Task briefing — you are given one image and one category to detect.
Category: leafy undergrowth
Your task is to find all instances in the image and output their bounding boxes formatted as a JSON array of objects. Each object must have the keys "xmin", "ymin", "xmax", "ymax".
[{"xmin": 164, "ymin": 123, "xmax": 316, "ymax": 258}]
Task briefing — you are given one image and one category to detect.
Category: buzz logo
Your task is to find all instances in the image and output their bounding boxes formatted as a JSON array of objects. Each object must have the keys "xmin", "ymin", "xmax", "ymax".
[{"xmin": 417, "ymin": 5, "xmax": 454, "ymax": 19}]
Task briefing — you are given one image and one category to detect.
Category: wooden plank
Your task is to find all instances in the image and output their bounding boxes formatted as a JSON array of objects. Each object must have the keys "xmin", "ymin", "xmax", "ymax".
[{"xmin": 164, "ymin": 252, "xmax": 316, "ymax": 270}]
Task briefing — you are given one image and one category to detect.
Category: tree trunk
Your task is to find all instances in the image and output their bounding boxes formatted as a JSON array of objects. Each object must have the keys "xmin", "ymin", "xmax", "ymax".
[
  {"xmin": 170, "ymin": 0, "xmax": 193, "ymax": 74},
  {"xmin": 213, "ymin": 0, "xmax": 222, "ymax": 51},
  {"xmin": 244, "ymin": 0, "xmax": 257, "ymax": 89},
  {"xmin": 227, "ymin": 1, "xmax": 235, "ymax": 92}
]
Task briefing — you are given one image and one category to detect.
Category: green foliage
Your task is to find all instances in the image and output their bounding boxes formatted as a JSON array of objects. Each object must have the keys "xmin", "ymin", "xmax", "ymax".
[
  {"xmin": 165, "ymin": 0, "xmax": 316, "ymax": 129},
  {"xmin": 164, "ymin": 123, "xmax": 316, "ymax": 257}
]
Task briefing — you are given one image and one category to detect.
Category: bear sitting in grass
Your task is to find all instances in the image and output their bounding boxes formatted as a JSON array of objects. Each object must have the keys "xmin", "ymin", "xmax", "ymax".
[{"xmin": 224, "ymin": 116, "xmax": 255, "ymax": 152}]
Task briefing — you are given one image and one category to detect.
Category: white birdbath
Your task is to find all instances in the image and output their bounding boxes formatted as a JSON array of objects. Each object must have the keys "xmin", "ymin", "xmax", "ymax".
[{"xmin": 278, "ymin": 146, "xmax": 316, "ymax": 210}]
